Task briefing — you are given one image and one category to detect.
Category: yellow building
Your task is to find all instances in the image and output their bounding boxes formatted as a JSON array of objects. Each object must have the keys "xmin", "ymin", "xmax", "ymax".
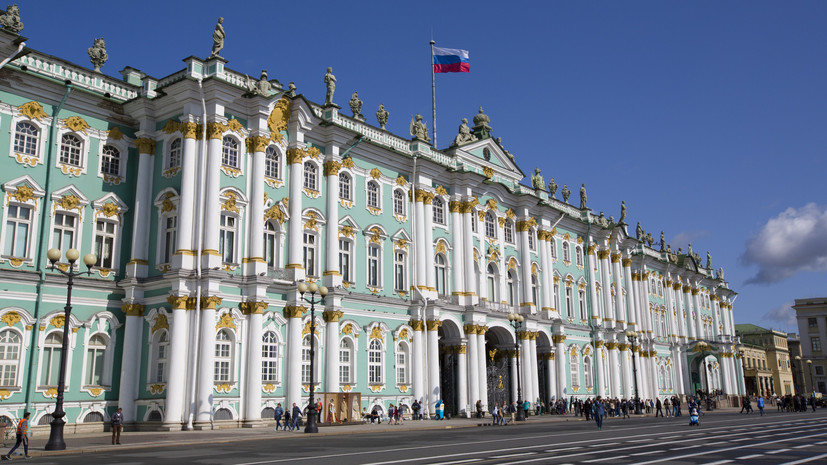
[{"xmin": 735, "ymin": 324, "xmax": 795, "ymax": 396}]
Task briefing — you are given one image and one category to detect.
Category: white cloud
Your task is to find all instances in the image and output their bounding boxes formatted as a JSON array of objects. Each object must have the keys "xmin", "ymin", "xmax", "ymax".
[
  {"xmin": 741, "ymin": 203, "xmax": 827, "ymax": 284},
  {"xmin": 763, "ymin": 301, "xmax": 797, "ymax": 328}
]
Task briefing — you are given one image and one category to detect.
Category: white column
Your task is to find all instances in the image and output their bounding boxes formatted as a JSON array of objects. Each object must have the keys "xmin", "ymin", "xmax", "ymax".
[
  {"xmin": 247, "ymin": 140, "xmax": 266, "ymax": 266},
  {"xmin": 127, "ymin": 143, "xmax": 155, "ymax": 276},
  {"xmin": 465, "ymin": 325, "xmax": 479, "ymax": 415},
  {"xmin": 176, "ymin": 127, "xmax": 197, "ymax": 260},
  {"xmin": 243, "ymin": 306, "xmax": 263, "ymax": 423},
  {"xmin": 476, "ymin": 331, "xmax": 488, "ymax": 411},
  {"xmin": 587, "ymin": 246, "xmax": 600, "ymax": 326},
  {"xmin": 621, "ymin": 346, "xmax": 632, "ymax": 398},
  {"xmin": 595, "ymin": 341, "xmax": 606, "ymax": 397},
  {"xmin": 609, "ymin": 343, "xmax": 622, "ymax": 398},
  {"xmin": 457, "ymin": 344, "xmax": 468, "ymax": 416},
  {"xmin": 611, "ymin": 253, "xmax": 625, "ymax": 328},
  {"xmin": 711, "ymin": 296, "xmax": 721, "ymax": 341},
  {"xmin": 323, "ymin": 310, "xmax": 342, "ymax": 393},
  {"xmin": 510, "ymin": 352, "xmax": 518, "ymax": 402},
  {"xmin": 539, "ymin": 232, "xmax": 553, "ymax": 312},
  {"xmin": 518, "ymin": 222, "xmax": 533, "ymax": 310},
  {"xmin": 463, "ymin": 208, "xmax": 477, "ymax": 300},
  {"xmin": 164, "ymin": 303, "xmax": 190, "ymax": 429},
  {"xmin": 285, "ymin": 307, "xmax": 303, "ymax": 411},
  {"xmin": 692, "ymin": 290, "xmax": 703, "ymax": 338},
  {"xmin": 202, "ymin": 127, "xmax": 223, "ymax": 267},
  {"xmin": 683, "ymin": 286, "xmax": 696, "ymax": 340},
  {"xmin": 598, "ymin": 251, "xmax": 613, "ymax": 327},
  {"xmin": 412, "ymin": 321, "xmax": 426, "ymax": 408},
  {"xmin": 529, "ymin": 335, "xmax": 539, "ymax": 406},
  {"xmin": 424, "ymin": 196, "xmax": 436, "ymax": 292},
  {"xmin": 117, "ymin": 309, "xmax": 143, "ymax": 422},
  {"xmin": 622, "ymin": 258, "xmax": 635, "ymax": 328},
  {"xmin": 450, "ymin": 204, "xmax": 465, "ymax": 300},
  {"xmin": 286, "ymin": 150, "xmax": 304, "ymax": 275},
  {"xmin": 427, "ymin": 320, "xmax": 441, "ymax": 412},
  {"xmin": 323, "ymin": 162, "xmax": 340, "ymax": 287},
  {"xmin": 547, "ymin": 355, "xmax": 556, "ymax": 401},
  {"xmin": 195, "ymin": 299, "xmax": 218, "ymax": 427},
  {"xmin": 414, "ymin": 193, "xmax": 427, "ymax": 291},
  {"xmin": 554, "ymin": 336, "xmax": 567, "ymax": 397},
  {"xmin": 520, "ymin": 336, "xmax": 531, "ymax": 403}
]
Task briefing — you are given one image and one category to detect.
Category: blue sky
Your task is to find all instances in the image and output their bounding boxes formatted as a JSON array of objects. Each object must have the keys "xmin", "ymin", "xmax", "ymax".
[{"xmin": 17, "ymin": 0, "xmax": 826, "ymax": 332}]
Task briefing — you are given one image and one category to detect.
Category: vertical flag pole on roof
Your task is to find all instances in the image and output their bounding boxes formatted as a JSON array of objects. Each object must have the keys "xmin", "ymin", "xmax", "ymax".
[{"xmin": 430, "ymin": 40, "xmax": 437, "ymax": 148}]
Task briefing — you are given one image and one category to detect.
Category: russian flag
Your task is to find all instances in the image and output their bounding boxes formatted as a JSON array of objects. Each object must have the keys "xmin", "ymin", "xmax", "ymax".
[{"xmin": 433, "ymin": 46, "xmax": 470, "ymax": 73}]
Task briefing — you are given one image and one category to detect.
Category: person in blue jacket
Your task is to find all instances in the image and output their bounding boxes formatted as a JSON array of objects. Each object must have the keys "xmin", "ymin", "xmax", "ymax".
[
  {"xmin": 757, "ymin": 396, "xmax": 765, "ymax": 416},
  {"xmin": 434, "ymin": 399, "xmax": 444, "ymax": 420},
  {"xmin": 592, "ymin": 397, "xmax": 606, "ymax": 430}
]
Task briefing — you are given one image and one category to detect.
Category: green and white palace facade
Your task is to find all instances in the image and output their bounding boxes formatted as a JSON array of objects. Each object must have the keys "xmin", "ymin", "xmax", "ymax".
[{"xmin": 0, "ymin": 29, "xmax": 744, "ymax": 430}]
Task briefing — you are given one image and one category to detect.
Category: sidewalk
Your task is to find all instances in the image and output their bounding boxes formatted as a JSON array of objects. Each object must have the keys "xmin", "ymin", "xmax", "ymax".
[{"xmin": 10, "ymin": 408, "xmax": 739, "ymax": 458}]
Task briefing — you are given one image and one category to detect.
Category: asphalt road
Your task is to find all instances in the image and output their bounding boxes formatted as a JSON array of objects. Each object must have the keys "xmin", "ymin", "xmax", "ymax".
[{"xmin": 18, "ymin": 411, "xmax": 827, "ymax": 465}]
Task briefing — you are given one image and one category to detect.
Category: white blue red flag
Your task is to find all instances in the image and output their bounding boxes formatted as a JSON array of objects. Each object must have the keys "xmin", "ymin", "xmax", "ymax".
[{"xmin": 433, "ymin": 47, "xmax": 470, "ymax": 73}]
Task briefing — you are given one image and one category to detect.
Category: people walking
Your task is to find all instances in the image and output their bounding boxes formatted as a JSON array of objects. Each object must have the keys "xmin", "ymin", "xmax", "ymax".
[
  {"xmin": 111, "ymin": 407, "xmax": 124, "ymax": 444},
  {"xmin": 291, "ymin": 403, "xmax": 302, "ymax": 431},
  {"xmin": 664, "ymin": 398, "xmax": 672, "ymax": 417},
  {"xmin": 274, "ymin": 403, "xmax": 284, "ymax": 430},
  {"xmin": 757, "ymin": 396, "xmax": 765, "ymax": 416},
  {"xmin": 655, "ymin": 398, "xmax": 664, "ymax": 417},
  {"xmin": 592, "ymin": 397, "xmax": 605, "ymax": 430},
  {"xmin": 2, "ymin": 411, "xmax": 30, "ymax": 460}
]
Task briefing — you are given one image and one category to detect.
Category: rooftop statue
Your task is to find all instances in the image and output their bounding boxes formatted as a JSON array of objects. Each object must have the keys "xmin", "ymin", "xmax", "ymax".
[
  {"xmin": 636, "ymin": 222, "xmax": 643, "ymax": 240},
  {"xmin": 579, "ymin": 183, "xmax": 587, "ymax": 209},
  {"xmin": 0, "ymin": 4, "xmax": 23, "ymax": 33},
  {"xmin": 323, "ymin": 67, "xmax": 337, "ymax": 106},
  {"xmin": 561, "ymin": 184, "xmax": 571, "ymax": 203},
  {"xmin": 660, "ymin": 231, "xmax": 665, "ymax": 252},
  {"xmin": 548, "ymin": 177, "xmax": 558, "ymax": 199},
  {"xmin": 472, "ymin": 106, "xmax": 492, "ymax": 139},
  {"xmin": 666, "ymin": 244, "xmax": 672, "ymax": 254},
  {"xmin": 245, "ymin": 70, "xmax": 271, "ymax": 96},
  {"xmin": 376, "ymin": 104, "xmax": 389, "ymax": 130},
  {"xmin": 531, "ymin": 168, "xmax": 545, "ymax": 191},
  {"xmin": 349, "ymin": 92, "xmax": 364, "ymax": 120},
  {"xmin": 286, "ymin": 82, "xmax": 296, "ymax": 98},
  {"xmin": 208, "ymin": 17, "xmax": 225, "ymax": 59},
  {"xmin": 706, "ymin": 251, "xmax": 712, "ymax": 270},
  {"xmin": 409, "ymin": 114, "xmax": 430, "ymax": 142},
  {"xmin": 88, "ymin": 38, "xmax": 108, "ymax": 73},
  {"xmin": 619, "ymin": 200, "xmax": 627, "ymax": 225},
  {"xmin": 687, "ymin": 243, "xmax": 694, "ymax": 258},
  {"xmin": 453, "ymin": 118, "xmax": 477, "ymax": 146},
  {"xmin": 717, "ymin": 267, "xmax": 725, "ymax": 280},
  {"xmin": 645, "ymin": 232, "xmax": 654, "ymax": 248}
]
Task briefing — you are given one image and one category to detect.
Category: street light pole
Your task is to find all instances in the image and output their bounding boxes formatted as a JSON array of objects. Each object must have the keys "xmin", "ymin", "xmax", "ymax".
[
  {"xmin": 696, "ymin": 341, "xmax": 712, "ymax": 411},
  {"xmin": 625, "ymin": 330, "xmax": 642, "ymax": 415},
  {"xmin": 806, "ymin": 360, "xmax": 814, "ymax": 397},
  {"xmin": 297, "ymin": 281, "xmax": 328, "ymax": 434},
  {"xmin": 44, "ymin": 248, "xmax": 96, "ymax": 451},
  {"xmin": 507, "ymin": 313, "xmax": 526, "ymax": 421}
]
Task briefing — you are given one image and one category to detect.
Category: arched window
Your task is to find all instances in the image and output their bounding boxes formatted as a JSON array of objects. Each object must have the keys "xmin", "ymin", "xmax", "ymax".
[
  {"xmin": 59, "ymin": 134, "xmax": 82, "ymax": 166},
  {"xmin": 84, "ymin": 334, "xmax": 107, "ymax": 386},
  {"xmin": 531, "ymin": 274, "xmax": 539, "ymax": 306},
  {"xmin": 221, "ymin": 136, "xmax": 239, "ymax": 168},
  {"xmin": 301, "ymin": 335, "xmax": 320, "ymax": 384},
  {"xmin": 562, "ymin": 242, "xmax": 570, "ymax": 262},
  {"xmin": 396, "ymin": 342, "xmax": 410, "ymax": 385},
  {"xmin": 83, "ymin": 411, "xmax": 104, "ymax": 423},
  {"xmin": 506, "ymin": 270, "xmax": 516, "ymax": 306},
  {"xmin": 367, "ymin": 181, "xmax": 380, "ymax": 208},
  {"xmin": 368, "ymin": 339, "xmax": 383, "ymax": 384},
  {"xmin": 264, "ymin": 221, "xmax": 279, "ymax": 268},
  {"xmin": 262, "ymin": 331, "xmax": 280, "ymax": 383},
  {"xmin": 338, "ymin": 172, "xmax": 352, "ymax": 200},
  {"xmin": 303, "ymin": 162, "xmax": 317, "ymax": 191},
  {"xmin": 367, "ymin": 244, "xmax": 380, "ymax": 287},
  {"xmin": 101, "ymin": 145, "xmax": 120, "ymax": 176},
  {"xmin": 219, "ymin": 213, "xmax": 237, "ymax": 264},
  {"xmin": 265, "ymin": 146, "xmax": 279, "ymax": 179},
  {"xmin": 393, "ymin": 190, "xmax": 405, "ymax": 216},
  {"xmin": 435, "ymin": 254, "xmax": 447, "ymax": 297},
  {"xmin": 504, "ymin": 220, "xmax": 514, "ymax": 244},
  {"xmin": 339, "ymin": 338, "xmax": 354, "ymax": 385},
  {"xmin": 152, "ymin": 331, "xmax": 169, "ymax": 383},
  {"xmin": 432, "ymin": 197, "xmax": 445, "ymax": 225},
  {"xmin": 584, "ymin": 355, "xmax": 593, "ymax": 389},
  {"xmin": 214, "ymin": 329, "xmax": 233, "ymax": 382},
  {"xmin": 486, "ymin": 263, "xmax": 497, "ymax": 302},
  {"xmin": 40, "ymin": 332, "xmax": 63, "ymax": 387},
  {"xmin": 575, "ymin": 246, "xmax": 583, "ymax": 267},
  {"xmin": 0, "ymin": 329, "xmax": 21, "ymax": 387},
  {"xmin": 484, "ymin": 212, "xmax": 496, "ymax": 239},
  {"xmin": 570, "ymin": 350, "xmax": 579, "ymax": 389},
  {"xmin": 168, "ymin": 138, "xmax": 182, "ymax": 169},
  {"xmin": 14, "ymin": 121, "xmax": 39, "ymax": 157},
  {"xmin": 550, "ymin": 238, "xmax": 557, "ymax": 259}
]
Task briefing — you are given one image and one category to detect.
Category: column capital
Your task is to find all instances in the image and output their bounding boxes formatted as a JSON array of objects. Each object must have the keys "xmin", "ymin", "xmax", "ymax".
[
  {"xmin": 324, "ymin": 160, "xmax": 342, "ymax": 176},
  {"xmin": 206, "ymin": 121, "xmax": 227, "ymax": 139},
  {"xmin": 463, "ymin": 323, "xmax": 477, "ymax": 335},
  {"xmin": 610, "ymin": 253, "xmax": 622, "ymax": 263},
  {"xmin": 517, "ymin": 330, "xmax": 531, "ymax": 340},
  {"xmin": 246, "ymin": 135, "xmax": 269, "ymax": 153},
  {"xmin": 284, "ymin": 305, "xmax": 307, "ymax": 319},
  {"xmin": 166, "ymin": 294, "xmax": 191, "ymax": 310},
  {"xmin": 597, "ymin": 250, "xmax": 611, "ymax": 260},
  {"xmin": 552, "ymin": 334, "xmax": 567, "ymax": 344},
  {"xmin": 121, "ymin": 303, "xmax": 145, "ymax": 316},
  {"xmin": 323, "ymin": 310, "xmax": 344, "ymax": 322},
  {"xmin": 240, "ymin": 300, "xmax": 269, "ymax": 315},
  {"xmin": 200, "ymin": 295, "xmax": 223, "ymax": 310},
  {"xmin": 426, "ymin": 319, "xmax": 442, "ymax": 331},
  {"xmin": 410, "ymin": 319, "xmax": 425, "ymax": 331},
  {"xmin": 606, "ymin": 342, "xmax": 619, "ymax": 350},
  {"xmin": 134, "ymin": 138, "xmax": 156, "ymax": 155},
  {"xmin": 621, "ymin": 258, "xmax": 632, "ymax": 267},
  {"xmin": 180, "ymin": 122, "xmax": 200, "ymax": 140},
  {"xmin": 594, "ymin": 340, "xmax": 605, "ymax": 348}
]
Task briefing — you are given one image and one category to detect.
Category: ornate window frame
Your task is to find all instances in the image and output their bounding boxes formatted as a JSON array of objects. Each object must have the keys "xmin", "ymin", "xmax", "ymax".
[
  {"xmin": 9, "ymin": 118, "xmax": 46, "ymax": 167},
  {"xmin": 47, "ymin": 187, "xmax": 89, "ymax": 269},
  {"xmin": 1, "ymin": 176, "xmax": 45, "ymax": 266},
  {"xmin": 153, "ymin": 188, "xmax": 179, "ymax": 272},
  {"xmin": 97, "ymin": 137, "xmax": 129, "ymax": 185},
  {"xmin": 55, "ymin": 124, "xmax": 91, "ymax": 177}
]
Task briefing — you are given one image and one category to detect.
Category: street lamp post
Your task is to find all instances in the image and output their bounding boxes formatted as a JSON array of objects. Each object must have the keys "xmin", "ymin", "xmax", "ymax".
[
  {"xmin": 44, "ymin": 248, "xmax": 97, "ymax": 451},
  {"xmin": 696, "ymin": 341, "xmax": 714, "ymax": 411},
  {"xmin": 806, "ymin": 359, "xmax": 814, "ymax": 397},
  {"xmin": 297, "ymin": 281, "xmax": 328, "ymax": 434},
  {"xmin": 625, "ymin": 330, "xmax": 642, "ymax": 415},
  {"xmin": 507, "ymin": 313, "xmax": 526, "ymax": 421}
]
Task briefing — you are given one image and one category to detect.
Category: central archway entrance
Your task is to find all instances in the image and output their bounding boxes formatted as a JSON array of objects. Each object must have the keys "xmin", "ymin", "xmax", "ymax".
[
  {"xmin": 485, "ymin": 326, "xmax": 515, "ymax": 410},
  {"xmin": 536, "ymin": 332, "xmax": 552, "ymax": 405},
  {"xmin": 438, "ymin": 319, "xmax": 463, "ymax": 418}
]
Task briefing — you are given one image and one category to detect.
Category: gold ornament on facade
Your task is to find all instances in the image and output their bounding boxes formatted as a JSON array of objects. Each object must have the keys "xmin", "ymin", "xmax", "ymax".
[
  {"xmin": 107, "ymin": 126, "xmax": 126, "ymax": 141},
  {"xmin": 268, "ymin": 97, "xmax": 291, "ymax": 133},
  {"xmin": 426, "ymin": 319, "xmax": 442, "ymax": 331},
  {"xmin": 395, "ymin": 238, "xmax": 408, "ymax": 250},
  {"xmin": 201, "ymin": 296, "xmax": 223, "ymax": 310},
  {"xmin": 369, "ymin": 227, "xmax": 382, "ymax": 244},
  {"xmin": 10, "ymin": 184, "xmax": 35, "ymax": 205},
  {"xmin": 306, "ymin": 146, "xmax": 321, "ymax": 160},
  {"xmin": 246, "ymin": 136, "xmax": 268, "ymax": 153},
  {"xmin": 121, "ymin": 303, "xmax": 145, "ymax": 317},
  {"xmin": 19, "ymin": 101, "xmax": 48, "ymax": 121},
  {"xmin": 226, "ymin": 119, "xmax": 244, "ymax": 133},
  {"xmin": 622, "ymin": 258, "xmax": 632, "ymax": 267},
  {"xmin": 448, "ymin": 201, "xmax": 462, "ymax": 213},
  {"xmin": 240, "ymin": 301, "xmax": 268, "ymax": 315},
  {"xmin": 62, "ymin": 116, "xmax": 91, "ymax": 134},
  {"xmin": 323, "ymin": 160, "xmax": 341, "ymax": 176},
  {"xmin": 151, "ymin": 313, "xmax": 169, "ymax": 333},
  {"xmin": 339, "ymin": 225, "xmax": 355, "ymax": 238},
  {"xmin": 597, "ymin": 250, "xmax": 610, "ymax": 260},
  {"xmin": 369, "ymin": 326, "xmax": 384, "ymax": 341},
  {"xmin": 1, "ymin": 311, "xmax": 21, "ymax": 327},
  {"xmin": 44, "ymin": 388, "xmax": 58, "ymax": 398},
  {"xmin": 50, "ymin": 315, "xmax": 66, "ymax": 328},
  {"xmin": 215, "ymin": 383, "xmax": 233, "ymax": 393},
  {"xmin": 286, "ymin": 147, "xmax": 305, "ymax": 164},
  {"xmin": 205, "ymin": 122, "xmax": 227, "ymax": 139},
  {"xmin": 134, "ymin": 137, "xmax": 156, "ymax": 155},
  {"xmin": 341, "ymin": 323, "xmax": 354, "ymax": 336},
  {"xmin": 264, "ymin": 204, "xmax": 285, "ymax": 225},
  {"xmin": 221, "ymin": 192, "xmax": 240, "ymax": 213},
  {"xmin": 395, "ymin": 175, "xmax": 407, "ymax": 186},
  {"xmin": 98, "ymin": 202, "xmax": 120, "ymax": 220},
  {"xmin": 215, "ymin": 313, "xmax": 236, "ymax": 330},
  {"xmin": 341, "ymin": 157, "xmax": 355, "ymax": 169},
  {"xmin": 435, "ymin": 185, "xmax": 448, "ymax": 196},
  {"xmin": 56, "ymin": 194, "xmax": 82, "ymax": 213},
  {"xmin": 483, "ymin": 166, "xmax": 494, "ymax": 178},
  {"xmin": 304, "ymin": 211, "xmax": 318, "ymax": 231},
  {"xmin": 301, "ymin": 320, "xmax": 319, "ymax": 337},
  {"xmin": 166, "ymin": 295, "xmax": 189, "ymax": 310},
  {"xmin": 410, "ymin": 320, "xmax": 425, "ymax": 331},
  {"xmin": 283, "ymin": 305, "xmax": 306, "ymax": 319},
  {"xmin": 161, "ymin": 120, "xmax": 180, "ymax": 134},
  {"xmin": 435, "ymin": 240, "xmax": 447, "ymax": 255},
  {"xmin": 610, "ymin": 253, "xmax": 621, "ymax": 263},
  {"xmin": 161, "ymin": 192, "xmax": 177, "ymax": 213},
  {"xmin": 323, "ymin": 310, "xmax": 343, "ymax": 323}
]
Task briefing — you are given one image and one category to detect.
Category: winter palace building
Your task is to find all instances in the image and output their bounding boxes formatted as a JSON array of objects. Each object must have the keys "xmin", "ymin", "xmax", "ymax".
[{"xmin": 0, "ymin": 26, "xmax": 744, "ymax": 430}]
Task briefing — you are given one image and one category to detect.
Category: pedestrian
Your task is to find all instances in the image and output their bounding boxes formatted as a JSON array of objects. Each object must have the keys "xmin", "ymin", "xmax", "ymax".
[
  {"xmin": 593, "ymin": 397, "xmax": 605, "ymax": 430},
  {"xmin": 491, "ymin": 403, "xmax": 499, "ymax": 426},
  {"xmin": 476, "ymin": 400, "xmax": 483, "ymax": 419},
  {"xmin": 2, "ymin": 411, "xmax": 30, "ymax": 460},
  {"xmin": 435, "ymin": 399, "xmax": 445, "ymax": 420},
  {"xmin": 664, "ymin": 398, "xmax": 672, "ymax": 417},
  {"xmin": 111, "ymin": 407, "xmax": 124, "ymax": 444},
  {"xmin": 523, "ymin": 399, "xmax": 530, "ymax": 418},
  {"xmin": 509, "ymin": 401, "xmax": 516, "ymax": 424},
  {"xmin": 284, "ymin": 409, "xmax": 292, "ymax": 430},
  {"xmin": 274, "ymin": 403, "xmax": 284, "ymax": 430},
  {"xmin": 412, "ymin": 400, "xmax": 421, "ymax": 420},
  {"xmin": 291, "ymin": 402, "xmax": 302, "ymax": 431},
  {"xmin": 688, "ymin": 404, "xmax": 699, "ymax": 427},
  {"xmin": 757, "ymin": 396, "xmax": 765, "ymax": 416},
  {"xmin": 655, "ymin": 398, "xmax": 664, "ymax": 417},
  {"xmin": 584, "ymin": 398, "xmax": 592, "ymax": 421}
]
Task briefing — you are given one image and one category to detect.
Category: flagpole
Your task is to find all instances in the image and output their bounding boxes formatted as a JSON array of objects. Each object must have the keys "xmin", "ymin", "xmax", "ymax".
[{"xmin": 430, "ymin": 40, "xmax": 437, "ymax": 148}]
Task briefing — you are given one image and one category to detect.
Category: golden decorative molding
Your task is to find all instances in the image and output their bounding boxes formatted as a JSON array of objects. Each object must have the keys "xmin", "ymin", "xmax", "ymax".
[
  {"xmin": 597, "ymin": 250, "xmax": 611, "ymax": 260},
  {"xmin": 49, "ymin": 315, "xmax": 66, "ymax": 328},
  {"xmin": 369, "ymin": 326, "xmax": 384, "ymax": 340},
  {"xmin": 286, "ymin": 147, "xmax": 304, "ymax": 164},
  {"xmin": 56, "ymin": 194, "xmax": 83, "ymax": 213},
  {"xmin": 323, "ymin": 160, "xmax": 341, "ymax": 176},
  {"xmin": 610, "ymin": 253, "xmax": 621, "ymax": 263},
  {"xmin": 395, "ymin": 175, "xmax": 407, "ymax": 186},
  {"xmin": 426, "ymin": 319, "xmax": 442, "ymax": 331},
  {"xmin": 516, "ymin": 217, "xmax": 537, "ymax": 232},
  {"xmin": 448, "ymin": 200, "xmax": 462, "ymax": 213},
  {"xmin": 215, "ymin": 313, "xmax": 236, "ymax": 330},
  {"xmin": 19, "ymin": 101, "xmax": 48, "ymax": 121},
  {"xmin": 268, "ymin": 97, "xmax": 291, "ymax": 134},
  {"xmin": 226, "ymin": 119, "xmax": 244, "ymax": 133},
  {"xmin": 166, "ymin": 295, "xmax": 190, "ymax": 310},
  {"xmin": 264, "ymin": 204, "xmax": 285, "ymax": 225},
  {"xmin": 284, "ymin": 305, "xmax": 307, "ymax": 319},
  {"xmin": 201, "ymin": 296, "xmax": 223, "ymax": 310},
  {"xmin": 323, "ymin": 310, "xmax": 344, "ymax": 322},
  {"xmin": 410, "ymin": 319, "xmax": 425, "ymax": 331},
  {"xmin": 302, "ymin": 320, "xmax": 319, "ymax": 337},
  {"xmin": 205, "ymin": 122, "xmax": 227, "ymax": 139},
  {"xmin": 121, "ymin": 303, "xmax": 145, "ymax": 317},
  {"xmin": 606, "ymin": 342, "xmax": 619, "ymax": 350},
  {"xmin": 107, "ymin": 126, "xmax": 125, "ymax": 140},
  {"xmin": 221, "ymin": 192, "xmax": 240, "ymax": 213},
  {"xmin": 134, "ymin": 138, "xmax": 156, "ymax": 155},
  {"xmin": 691, "ymin": 288, "xmax": 700, "ymax": 295},
  {"xmin": 341, "ymin": 157, "xmax": 355, "ymax": 169},
  {"xmin": 483, "ymin": 166, "xmax": 494, "ymax": 178},
  {"xmin": 622, "ymin": 258, "xmax": 632, "ymax": 267},
  {"xmin": 240, "ymin": 301, "xmax": 268, "ymax": 315},
  {"xmin": 152, "ymin": 314, "xmax": 169, "ymax": 333},
  {"xmin": 435, "ymin": 185, "xmax": 448, "ymax": 196},
  {"xmin": 215, "ymin": 383, "xmax": 233, "ymax": 393},
  {"xmin": 246, "ymin": 135, "xmax": 269, "ymax": 153},
  {"xmin": 62, "ymin": 116, "xmax": 91, "ymax": 134},
  {"xmin": 1, "ymin": 311, "xmax": 21, "ymax": 327},
  {"xmin": 10, "ymin": 184, "xmax": 35, "ymax": 204},
  {"xmin": 552, "ymin": 335, "xmax": 566, "ymax": 344},
  {"xmin": 594, "ymin": 340, "xmax": 604, "ymax": 348}
]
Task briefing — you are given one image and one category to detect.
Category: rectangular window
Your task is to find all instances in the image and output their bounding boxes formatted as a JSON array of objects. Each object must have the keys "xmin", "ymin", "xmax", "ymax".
[
  {"xmin": 94, "ymin": 220, "xmax": 116, "ymax": 269},
  {"xmin": 52, "ymin": 213, "xmax": 76, "ymax": 253},
  {"xmin": 565, "ymin": 287, "xmax": 573, "ymax": 318},
  {"xmin": 578, "ymin": 290, "xmax": 586, "ymax": 320},
  {"xmin": 809, "ymin": 318, "xmax": 818, "ymax": 328},
  {"xmin": 554, "ymin": 283, "xmax": 560, "ymax": 311},
  {"xmin": 219, "ymin": 214, "xmax": 236, "ymax": 264},
  {"xmin": 339, "ymin": 347, "xmax": 351, "ymax": 384},
  {"xmin": 338, "ymin": 239, "xmax": 351, "ymax": 282},
  {"xmin": 4, "ymin": 204, "xmax": 31, "ymax": 258},
  {"xmin": 85, "ymin": 348, "xmax": 105, "ymax": 386},
  {"xmin": 812, "ymin": 337, "xmax": 822, "ymax": 352},
  {"xmin": 394, "ymin": 251, "xmax": 405, "ymax": 291},
  {"xmin": 303, "ymin": 233, "xmax": 316, "ymax": 276},
  {"xmin": 163, "ymin": 215, "xmax": 177, "ymax": 264},
  {"xmin": 815, "ymin": 366, "xmax": 824, "ymax": 376},
  {"xmin": 396, "ymin": 351, "xmax": 407, "ymax": 384},
  {"xmin": 367, "ymin": 246, "xmax": 379, "ymax": 287}
]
